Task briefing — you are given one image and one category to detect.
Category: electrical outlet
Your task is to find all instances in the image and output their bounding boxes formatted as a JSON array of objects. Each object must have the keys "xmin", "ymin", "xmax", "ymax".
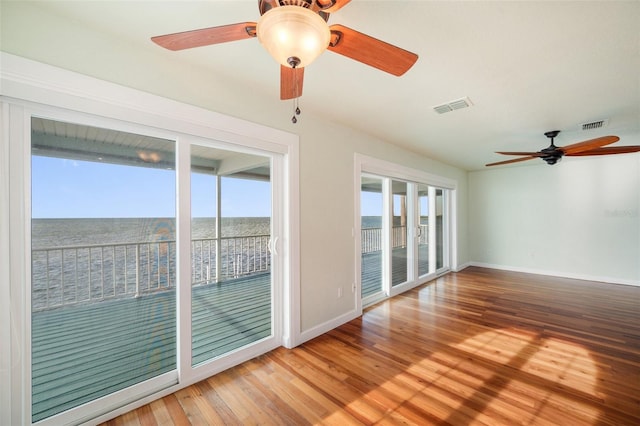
[{"xmin": 337, "ymin": 287, "xmax": 343, "ymax": 298}]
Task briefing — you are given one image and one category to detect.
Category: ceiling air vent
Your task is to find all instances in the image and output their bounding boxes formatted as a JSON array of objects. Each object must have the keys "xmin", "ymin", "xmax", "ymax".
[
  {"xmin": 433, "ymin": 97, "xmax": 473, "ymax": 114},
  {"xmin": 581, "ymin": 119, "xmax": 609, "ymax": 131}
]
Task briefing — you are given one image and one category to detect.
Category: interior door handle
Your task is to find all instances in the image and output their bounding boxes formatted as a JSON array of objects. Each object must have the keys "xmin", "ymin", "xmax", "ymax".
[{"xmin": 269, "ymin": 236, "xmax": 279, "ymax": 256}]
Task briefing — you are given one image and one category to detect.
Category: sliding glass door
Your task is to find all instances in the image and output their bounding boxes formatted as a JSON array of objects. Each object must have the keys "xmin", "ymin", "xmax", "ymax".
[
  {"xmin": 190, "ymin": 145, "xmax": 273, "ymax": 366},
  {"xmin": 28, "ymin": 116, "xmax": 284, "ymax": 424},
  {"xmin": 360, "ymin": 176, "xmax": 384, "ymax": 299},
  {"xmin": 31, "ymin": 118, "xmax": 177, "ymax": 422},
  {"xmin": 418, "ymin": 184, "xmax": 430, "ymax": 277},
  {"xmin": 435, "ymin": 188, "xmax": 449, "ymax": 272},
  {"xmin": 359, "ymin": 170, "xmax": 452, "ymax": 306},
  {"xmin": 391, "ymin": 180, "xmax": 409, "ymax": 287}
]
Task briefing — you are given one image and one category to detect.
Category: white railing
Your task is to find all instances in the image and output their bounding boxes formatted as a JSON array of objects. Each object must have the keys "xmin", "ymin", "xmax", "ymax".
[
  {"xmin": 191, "ymin": 235, "xmax": 271, "ymax": 286},
  {"xmin": 361, "ymin": 225, "xmax": 428, "ymax": 254},
  {"xmin": 32, "ymin": 234, "xmax": 271, "ymax": 311},
  {"xmin": 33, "ymin": 227, "xmax": 427, "ymax": 311}
]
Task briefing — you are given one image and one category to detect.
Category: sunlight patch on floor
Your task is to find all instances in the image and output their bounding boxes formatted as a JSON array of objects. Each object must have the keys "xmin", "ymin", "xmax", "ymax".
[{"xmin": 356, "ymin": 328, "xmax": 600, "ymax": 425}]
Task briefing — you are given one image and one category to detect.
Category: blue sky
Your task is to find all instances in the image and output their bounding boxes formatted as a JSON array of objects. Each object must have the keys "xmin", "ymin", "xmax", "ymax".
[
  {"xmin": 31, "ymin": 156, "xmax": 271, "ymax": 218},
  {"xmin": 32, "ymin": 156, "xmax": 428, "ymax": 219}
]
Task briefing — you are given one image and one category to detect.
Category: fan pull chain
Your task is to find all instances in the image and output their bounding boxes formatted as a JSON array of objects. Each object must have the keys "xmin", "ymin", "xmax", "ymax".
[
  {"xmin": 291, "ymin": 61, "xmax": 301, "ymax": 124},
  {"xmin": 292, "ymin": 97, "xmax": 301, "ymax": 123}
]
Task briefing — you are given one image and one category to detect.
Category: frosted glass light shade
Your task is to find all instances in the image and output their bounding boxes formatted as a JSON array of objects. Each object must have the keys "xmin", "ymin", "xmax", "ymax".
[{"xmin": 257, "ymin": 5, "xmax": 331, "ymax": 68}]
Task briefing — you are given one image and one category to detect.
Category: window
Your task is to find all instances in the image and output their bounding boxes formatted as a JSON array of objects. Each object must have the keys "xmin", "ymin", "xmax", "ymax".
[
  {"xmin": 31, "ymin": 118, "xmax": 177, "ymax": 422},
  {"xmin": 361, "ymin": 175, "xmax": 384, "ymax": 299},
  {"xmin": 190, "ymin": 144, "xmax": 274, "ymax": 366},
  {"xmin": 391, "ymin": 180, "xmax": 409, "ymax": 287},
  {"xmin": 2, "ymin": 56, "xmax": 299, "ymax": 425},
  {"xmin": 356, "ymin": 155, "xmax": 455, "ymax": 307},
  {"xmin": 23, "ymin": 115, "xmax": 289, "ymax": 424}
]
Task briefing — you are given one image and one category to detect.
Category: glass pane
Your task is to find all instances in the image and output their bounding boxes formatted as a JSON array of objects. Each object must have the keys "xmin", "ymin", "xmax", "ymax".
[
  {"xmin": 436, "ymin": 188, "xmax": 445, "ymax": 270},
  {"xmin": 361, "ymin": 176, "xmax": 384, "ymax": 298},
  {"xmin": 418, "ymin": 184, "xmax": 430, "ymax": 276},
  {"xmin": 191, "ymin": 146, "xmax": 272, "ymax": 366},
  {"xmin": 31, "ymin": 118, "xmax": 176, "ymax": 422},
  {"xmin": 391, "ymin": 180, "xmax": 408, "ymax": 286}
]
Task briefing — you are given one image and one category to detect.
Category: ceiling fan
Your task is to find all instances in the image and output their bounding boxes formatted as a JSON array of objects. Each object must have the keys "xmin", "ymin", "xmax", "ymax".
[
  {"xmin": 151, "ymin": 0, "xmax": 418, "ymax": 107},
  {"xmin": 486, "ymin": 131, "xmax": 640, "ymax": 167}
]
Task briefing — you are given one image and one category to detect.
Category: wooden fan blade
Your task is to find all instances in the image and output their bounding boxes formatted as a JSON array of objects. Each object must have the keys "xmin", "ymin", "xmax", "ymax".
[
  {"xmin": 151, "ymin": 22, "xmax": 257, "ymax": 51},
  {"xmin": 486, "ymin": 156, "xmax": 538, "ymax": 167},
  {"xmin": 317, "ymin": 0, "xmax": 352, "ymax": 13},
  {"xmin": 327, "ymin": 24, "xmax": 418, "ymax": 76},
  {"xmin": 281, "ymin": 66, "xmax": 305, "ymax": 100},
  {"xmin": 560, "ymin": 135, "xmax": 619, "ymax": 155},
  {"xmin": 496, "ymin": 151, "xmax": 545, "ymax": 157},
  {"xmin": 566, "ymin": 146, "xmax": 640, "ymax": 156}
]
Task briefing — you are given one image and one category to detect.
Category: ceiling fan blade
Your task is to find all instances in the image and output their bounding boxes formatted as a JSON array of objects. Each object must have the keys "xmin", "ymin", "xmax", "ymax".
[
  {"xmin": 317, "ymin": 0, "xmax": 352, "ymax": 13},
  {"xmin": 486, "ymin": 156, "xmax": 538, "ymax": 167},
  {"xmin": 566, "ymin": 146, "xmax": 640, "ymax": 156},
  {"xmin": 327, "ymin": 24, "xmax": 418, "ymax": 76},
  {"xmin": 496, "ymin": 151, "xmax": 545, "ymax": 157},
  {"xmin": 281, "ymin": 66, "xmax": 305, "ymax": 100},
  {"xmin": 151, "ymin": 22, "xmax": 257, "ymax": 51},
  {"xmin": 559, "ymin": 135, "xmax": 619, "ymax": 155}
]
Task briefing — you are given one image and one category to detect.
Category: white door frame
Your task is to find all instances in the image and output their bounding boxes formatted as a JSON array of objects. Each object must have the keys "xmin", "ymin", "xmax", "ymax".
[{"xmin": 0, "ymin": 52, "xmax": 300, "ymax": 425}]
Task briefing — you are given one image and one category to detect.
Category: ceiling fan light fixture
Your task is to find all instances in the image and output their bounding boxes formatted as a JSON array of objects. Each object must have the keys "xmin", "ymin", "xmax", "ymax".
[{"xmin": 257, "ymin": 5, "xmax": 330, "ymax": 68}]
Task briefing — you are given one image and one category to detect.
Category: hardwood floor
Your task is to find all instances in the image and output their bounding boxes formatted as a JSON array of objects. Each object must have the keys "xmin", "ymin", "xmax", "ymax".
[{"xmin": 102, "ymin": 267, "xmax": 640, "ymax": 425}]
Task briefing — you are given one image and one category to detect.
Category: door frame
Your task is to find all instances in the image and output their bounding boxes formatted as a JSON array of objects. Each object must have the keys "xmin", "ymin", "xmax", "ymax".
[
  {"xmin": 1, "ymin": 52, "xmax": 300, "ymax": 425},
  {"xmin": 354, "ymin": 153, "xmax": 457, "ymax": 312}
]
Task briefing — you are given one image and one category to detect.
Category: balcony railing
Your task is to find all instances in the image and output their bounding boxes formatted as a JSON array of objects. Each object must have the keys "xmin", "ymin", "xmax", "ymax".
[
  {"xmin": 361, "ymin": 225, "xmax": 428, "ymax": 254},
  {"xmin": 32, "ymin": 235, "xmax": 271, "ymax": 312},
  {"xmin": 32, "ymin": 227, "xmax": 428, "ymax": 311}
]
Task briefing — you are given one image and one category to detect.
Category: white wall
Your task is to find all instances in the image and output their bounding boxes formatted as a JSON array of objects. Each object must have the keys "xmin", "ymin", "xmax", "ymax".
[
  {"xmin": 0, "ymin": 1, "xmax": 469, "ymax": 334},
  {"xmin": 469, "ymin": 155, "xmax": 640, "ymax": 285}
]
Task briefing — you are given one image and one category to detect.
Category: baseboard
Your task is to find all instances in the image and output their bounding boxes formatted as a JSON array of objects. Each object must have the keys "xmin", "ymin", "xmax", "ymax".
[
  {"xmin": 469, "ymin": 262, "xmax": 640, "ymax": 287},
  {"xmin": 453, "ymin": 262, "xmax": 472, "ymax": 272},
  {"xmin": 296, "ymin": 309, "xmax": 360, "ymax": 346}
]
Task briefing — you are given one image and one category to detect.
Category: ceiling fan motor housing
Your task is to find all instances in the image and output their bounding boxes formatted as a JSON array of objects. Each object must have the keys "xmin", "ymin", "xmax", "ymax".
[
  {"xmin": 542, "ymin": 153, "xmax": 563, "ymax": 165},
  {"xmin": 542, "ymin": 130, "xmax": 562, "ymax": 164}
]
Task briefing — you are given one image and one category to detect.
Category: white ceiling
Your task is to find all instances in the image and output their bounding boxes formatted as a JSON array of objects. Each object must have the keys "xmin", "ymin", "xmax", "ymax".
[{"xmin": 30, "ymin": 0, "xmax": 640, "ymax": 171}]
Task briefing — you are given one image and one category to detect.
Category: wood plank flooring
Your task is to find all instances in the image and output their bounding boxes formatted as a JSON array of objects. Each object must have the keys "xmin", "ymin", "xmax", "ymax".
[{"xmin": 102, "ymin": 267, "xmax": 640, "ymax": 425}]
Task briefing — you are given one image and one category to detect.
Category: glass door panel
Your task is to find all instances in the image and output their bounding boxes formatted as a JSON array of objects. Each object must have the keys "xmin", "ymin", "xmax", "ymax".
[
  {"xmin": 360, "ymin": 176, "xmax": 384, "ymax": 298},
  {"xmin": 30, "ymin": 118, "xmax": 176, "ymax": 422},
  {"xmin": 417, "ymin": 184, "xmax": 430, "ymax": 276},
  {"xmin": 190, "ymin": 145, "xmax": 272, "ymax": 366},
  {"xmin": 391, "ymin": 180, "xmax": 408, "ymax": 286},
  {"xmin": 436, "ymin": 188, "xmax": 446, "ymax": 270}
]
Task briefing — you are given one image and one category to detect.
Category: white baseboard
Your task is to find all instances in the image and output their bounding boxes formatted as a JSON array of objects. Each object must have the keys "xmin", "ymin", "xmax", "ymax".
[
  {"xmin": 469, "ymin": 262, "xmax": 640, "ymax": 287},
  {"xmin": 453, "ymin": 262, "xmax": 472, "ymax": 272},
  {"xmin": 296, "ymin": 309, "xmax": 360, "ymax": 346}
]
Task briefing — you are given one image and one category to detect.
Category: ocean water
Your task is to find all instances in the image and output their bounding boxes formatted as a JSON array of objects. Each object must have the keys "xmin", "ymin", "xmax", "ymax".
[
  {"xmin": 32, "ymin": 217, "xmax": 270, "ymax": 249},
  {"xmin": 361, "ymin": 216, "xmax": 429, "ymax": 228},
  {"xmin": 31, "ymin": 217, "xmax": 271, "ymax": 310}
]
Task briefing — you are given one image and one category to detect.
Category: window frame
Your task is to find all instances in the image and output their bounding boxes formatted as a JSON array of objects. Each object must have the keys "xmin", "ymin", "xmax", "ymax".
[
  {"xmin": 355, "ymin": 153, "xmax": 457, "ymax": 311},
  {"xmin": 1, "ymin": 52, "xmax": 300, "ymax": 425}
]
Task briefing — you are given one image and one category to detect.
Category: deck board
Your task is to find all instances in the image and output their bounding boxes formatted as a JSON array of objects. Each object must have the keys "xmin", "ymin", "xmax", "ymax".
[
  {"xmin": 362, "ymin": 246, "xmax": 430, "ymax": 298},
  {"xmin": 31, "ymin": 272, "xmax": 271, "ymax": 422}
]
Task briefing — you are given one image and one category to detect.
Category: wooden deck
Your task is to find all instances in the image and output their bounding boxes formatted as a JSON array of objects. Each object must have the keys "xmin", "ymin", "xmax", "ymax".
[
  {"xmin": 103, "ymin": 267, "xmax": 640, "ymax": 426},
  {"xmin": 362, "ymin": 245, "xmax": 430, "ymax": 298},
  {"xmin": 31, "ymin": 273, "xmax": 271, "ymax": 423}
]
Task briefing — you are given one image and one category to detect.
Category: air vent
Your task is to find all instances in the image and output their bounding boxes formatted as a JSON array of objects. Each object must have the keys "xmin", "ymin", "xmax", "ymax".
[
  {"xmin": 581, "ymin": 119, "xmax": 609, "ymax": 131},
  {"xmin": 433, "ymin": 97, "xmax": 473, "ymax": 114}
]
